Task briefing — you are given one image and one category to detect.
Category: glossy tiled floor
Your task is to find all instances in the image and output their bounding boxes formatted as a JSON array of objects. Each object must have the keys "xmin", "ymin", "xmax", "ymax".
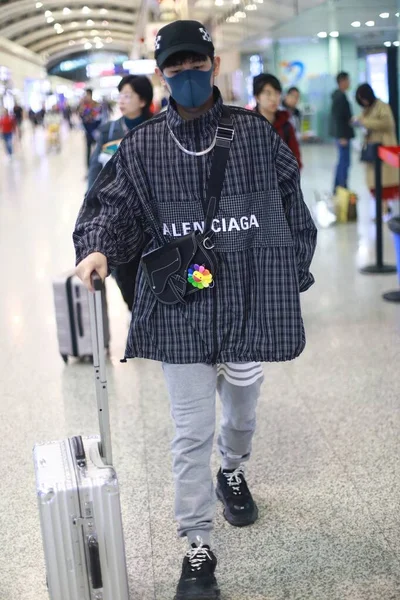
[{"xmin": 0, "ymin": 123, "xmax": 399, "ymax": 600}]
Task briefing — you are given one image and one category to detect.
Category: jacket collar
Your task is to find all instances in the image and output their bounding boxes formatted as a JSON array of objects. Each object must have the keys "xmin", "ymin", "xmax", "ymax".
[{"xmin": 166, "ymin": 87, "xmax": 224, "ymax": 143}]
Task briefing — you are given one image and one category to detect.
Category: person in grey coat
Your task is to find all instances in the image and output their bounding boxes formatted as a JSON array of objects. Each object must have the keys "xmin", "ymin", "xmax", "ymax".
[
  {"xmin": 74, "ymin": 20, "xmax": 317, "ymax": 600},
  {"xmin": 88, "ymin": 75, "xmax": 153, "ymax": 310}
]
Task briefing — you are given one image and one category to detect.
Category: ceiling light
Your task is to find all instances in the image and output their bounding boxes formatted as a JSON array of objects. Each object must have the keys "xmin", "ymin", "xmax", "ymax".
[
  {"xmin": 317, "ymin": 31, "xmax": 327, "ymax": 38},
  {"xmin": 69, "ymin": 40, "xmax": 76, "ymax": 46},
  {"xmin": 70, "ymin": 21, "xmax": 78, "ymax": 27},
  {"xmin": 100, "ymin": 8, "xmax": 108, "ymax": 14},
  {"xmin": 93, "ymin": 36, "xmax": 101, "ymax": 42},
  {"xmin": 81, "ymin": 37, "xmax": 88, "ymax": 43},
  {"xmin": 77, "ymin": 31, "xmax": 84, "ymax": 36},
  {"xmin": 84, "ymin": 42, "xmax": 92, "ymax": 49},
  {"xmin": 102, "ymin": 20, "xmax": 109, "ymax": 25},
  {"xmin": 329, "ymin": 31, "xmax": 339, "ymax": 37},
  {"xmin": 63, "ymin": 7, "xmax": 71, "ymax": 14},
  {"xmin": 227, "ymin": 15, "xmax": 239, "ymax": 22},
  {"xmin": 215, "ymin": 0, "xmax": 223, "ymax": 5},
  {"xmin": 384, "ymin": 41, "xmax": 392, "ymax": 47},
  {"xmin": 245, "ymin": 4, "xmax": 257, "ymax": 10},
  {"xmin": 44, "ymin": 10, "xmax": 52, "ymax": 16},
  {"xmin": 54, "ymin": 23, "xmax": 61, "ymax": 29},
  {"xmin": 91, "ymin": 29, "xmax": 99, "ymax": 35},
  {"xmin": 396, "ymin": 13, "xmax": 400, "ymax": 17},
  {"xmin": 106, "ymin": 36, "xmax": 113, "ymax": 42},
  {"xmin": 234, "ymin": 11, "xmax": 246, "ymax": 18},
  {"xmin": 82, "ymin": 6, "xmax": 90, "ymax": 13},
  {"xmin": 56, "ymin": 28, "xmax": 64, "ymax": 34},
  {"xmin": 104, "ymin": 30, "xmax": 111, "ymax": 35},
  {"xmin": 87, "ymin": 19, "xmax": 94, "ymax": 26},
  {"xmin": 233, "ymin": 0, "xmax": 240, "ymax": 4},
  {"xmin": 379, "ymin": 12, "xmax": 390, "ymax": 18},
  {"xmin": 365, "ymin": 20, "xmax": 375, "ymax": 26},
  {"xmin": 351, "ymin": 21, "xmax": 361, "ymax": 27},
  {"xmin": 394, "ymin": 41, "xmax": 400, "ymax": 46},
  {"xmin": 255, "ymin": 0, "xmax": 264, "ymax": 3},
  {"xmin": 95, "ymin": 42, "xmax": 103, "ymax": 48},
  {"xmin": 36, "ymin": 2, "xmax": 43, "ymax": 7},
  {"xmin": 47, "ymin": 17, "xmax": 54, "ymax": 23}
]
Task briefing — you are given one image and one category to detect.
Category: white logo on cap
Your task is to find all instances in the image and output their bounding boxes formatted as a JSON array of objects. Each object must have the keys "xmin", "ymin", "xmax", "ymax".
[
  {"xmin": 199, "ymin": 27, "xmax": 212, "ymax": 42},
  {"xmin": 155, "ymin": 35, "xmax": 162, "ymax": 50}
]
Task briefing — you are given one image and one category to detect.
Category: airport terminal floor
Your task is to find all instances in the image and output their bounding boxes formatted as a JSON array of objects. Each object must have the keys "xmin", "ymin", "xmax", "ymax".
[{"xmin": 1, "ymin": 122, "xmax": 400, "ymax": 600}]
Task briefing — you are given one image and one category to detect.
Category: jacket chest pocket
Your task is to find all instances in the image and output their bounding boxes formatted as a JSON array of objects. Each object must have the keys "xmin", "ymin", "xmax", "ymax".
[
  {"xmin": 155, "ymin": 190, "xmax": 294, "ymax": 251},
  {"xmin": 212, "ymin": 190, "xmax": 294, "ymax": 253}
]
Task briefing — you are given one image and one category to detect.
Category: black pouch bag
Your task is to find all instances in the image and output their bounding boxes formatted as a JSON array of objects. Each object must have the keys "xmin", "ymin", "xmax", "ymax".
[
  {"xmin": 141, "ymin": 107, "xmax": 234, "ymax": 306},
  {"xmin": 360, "ymin": 140, "xmax": 376, "ymax": 163}
]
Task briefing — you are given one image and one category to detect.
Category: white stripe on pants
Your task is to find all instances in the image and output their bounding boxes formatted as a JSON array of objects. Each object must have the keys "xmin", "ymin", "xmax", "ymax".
[{"xmin": 162, "ymin": 362, "xmax": 263, "ymax": 546}]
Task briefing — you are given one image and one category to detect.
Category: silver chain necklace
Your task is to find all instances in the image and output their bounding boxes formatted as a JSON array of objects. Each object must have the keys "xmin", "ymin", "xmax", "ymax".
[{"xmin": 167, "ymin": 122, "xmax": 217, "ymax": 156}]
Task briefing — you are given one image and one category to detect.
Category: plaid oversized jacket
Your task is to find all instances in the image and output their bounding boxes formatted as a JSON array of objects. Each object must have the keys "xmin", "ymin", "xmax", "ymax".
[{"xmin": 73, "ymin": 90, "xmax": 317, "ymax": 365}]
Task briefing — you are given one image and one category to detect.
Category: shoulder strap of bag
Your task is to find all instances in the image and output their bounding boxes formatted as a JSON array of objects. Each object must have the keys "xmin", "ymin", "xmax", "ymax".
[{"xmin": 203, "ymin": 106, "xmax": 234, "ymax": 236}]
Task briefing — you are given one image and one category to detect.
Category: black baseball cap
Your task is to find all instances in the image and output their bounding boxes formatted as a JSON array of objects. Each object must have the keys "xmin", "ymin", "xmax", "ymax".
[{"xmin": 155, "ymin": 20, "xmax": 215, "ymax": 68}]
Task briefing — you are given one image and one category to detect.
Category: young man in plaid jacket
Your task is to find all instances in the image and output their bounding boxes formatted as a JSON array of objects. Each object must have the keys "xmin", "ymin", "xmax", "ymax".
[{"xmin": 74, "ymin": 20, "xmax": 317, "ymax": 600}]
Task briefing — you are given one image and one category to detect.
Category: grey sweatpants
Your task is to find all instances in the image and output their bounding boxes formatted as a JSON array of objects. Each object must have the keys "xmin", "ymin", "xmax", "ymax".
[{"xmin": 162, "ymin": 362, "xmax": 264, "ymax": 546}]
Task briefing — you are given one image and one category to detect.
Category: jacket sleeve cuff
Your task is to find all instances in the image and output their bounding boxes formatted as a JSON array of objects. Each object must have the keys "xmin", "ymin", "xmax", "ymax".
[
  {"xmin": 74, "ymin": 228, "xmax": 117, "ymax": 270},
  {"xmin": 298, "ymin": 271, "xmax": 315, "ymax": 293}
]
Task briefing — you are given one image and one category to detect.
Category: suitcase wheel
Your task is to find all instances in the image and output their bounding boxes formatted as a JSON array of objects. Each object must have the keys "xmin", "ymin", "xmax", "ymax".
[{"xmin": 61, "ymin": 354, "xmax": 68, "ymax": 364}]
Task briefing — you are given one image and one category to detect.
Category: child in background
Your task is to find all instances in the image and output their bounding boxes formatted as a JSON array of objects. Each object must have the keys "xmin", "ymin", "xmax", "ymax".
[{"xmin": 44, "ymin": 108, "xmax": 62, "ymax": 153}]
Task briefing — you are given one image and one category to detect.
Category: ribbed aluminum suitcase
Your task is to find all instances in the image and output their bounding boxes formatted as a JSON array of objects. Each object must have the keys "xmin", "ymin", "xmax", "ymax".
[
  {"xmin": 53, "ymin": 272, "xmax": 109, "ymax": 363},
  {"xmin": 33, "ymin": 275, "xmax": 130, "ymax": 600}
]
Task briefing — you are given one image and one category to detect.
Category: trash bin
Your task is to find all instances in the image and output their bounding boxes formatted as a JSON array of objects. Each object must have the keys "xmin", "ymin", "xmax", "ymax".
[{"xmin": 383, "ymin": 217, "xmax": 400, "ymax": 302}]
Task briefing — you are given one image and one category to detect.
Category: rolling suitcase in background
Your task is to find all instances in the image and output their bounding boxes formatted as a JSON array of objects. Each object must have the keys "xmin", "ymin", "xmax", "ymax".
[
  {"xmin": 53, "ymin": 271, "xmax": 110, "ymax": 363},
  {"xmin": 34, "ymin": 275, "xmax": 130, "ymax": 600}
]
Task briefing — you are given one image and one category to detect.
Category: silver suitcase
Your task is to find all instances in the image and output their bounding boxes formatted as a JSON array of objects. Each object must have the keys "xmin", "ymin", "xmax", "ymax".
[
  {"xmin": 53, "ymin": 272, "xmax": 109, "ymax": 363},
  {"xmin": 34, "ymin": 275, "xmax": 130, "ymax": 600}
]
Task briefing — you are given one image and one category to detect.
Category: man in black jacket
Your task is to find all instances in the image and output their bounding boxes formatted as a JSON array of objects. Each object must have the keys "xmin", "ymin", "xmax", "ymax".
[
  {"xmin": 74, "ymin": 20, "xmax": 317, "ymax": 600},
  {"xmin": 283, "ymin": 86, "xmax": 302, "ymax": 137},
  {"xmin": 330, "ymin": 71, "xmax": 355, "ymax": 192}
]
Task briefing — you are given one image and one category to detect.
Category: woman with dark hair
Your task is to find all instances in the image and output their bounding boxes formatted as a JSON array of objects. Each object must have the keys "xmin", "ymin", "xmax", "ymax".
[
  {"xmin": 354, "ymin": 83, "xmax": 398, "ymax": 203},
  {"xmin": 88, "ymin": 75, "xmax": 153, "ymax": 311},
  {"xmin": 253, "ymin": 73, "xmax": 302, "ymax": 168},
  {"xmin": 88, "ymin": 75, "xmax": 153, "ymax": 188}
]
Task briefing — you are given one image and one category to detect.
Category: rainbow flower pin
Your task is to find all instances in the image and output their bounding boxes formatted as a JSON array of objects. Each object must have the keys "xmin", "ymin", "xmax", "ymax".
[{"xmin": 188, "ymin": 264, "xmax": 213, "ymax": 289}]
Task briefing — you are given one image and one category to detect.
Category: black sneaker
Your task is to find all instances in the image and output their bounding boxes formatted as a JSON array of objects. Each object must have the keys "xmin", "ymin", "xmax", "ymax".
[
  {"xmin": 216, "ymin": 466, "xmax": 259, "ymax": 527},
  {"xmin": 175, "ymin": 539, "xmax": 220, "ymax": 600}
]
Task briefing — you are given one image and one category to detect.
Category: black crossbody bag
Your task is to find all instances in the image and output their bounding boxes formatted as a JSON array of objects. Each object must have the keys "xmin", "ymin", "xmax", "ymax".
[{"xmin": 141, "ymin": 107, "xmax": 234, "ymax": 306}]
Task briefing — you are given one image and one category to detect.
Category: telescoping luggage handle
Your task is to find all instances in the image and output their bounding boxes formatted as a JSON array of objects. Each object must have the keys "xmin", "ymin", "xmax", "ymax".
[{"xmin": 88, "ymin": 273, "xmax": 113, "ymax": 466}]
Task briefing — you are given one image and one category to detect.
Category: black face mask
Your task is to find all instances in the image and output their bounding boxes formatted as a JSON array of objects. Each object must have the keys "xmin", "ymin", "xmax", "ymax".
[{"xmin": 164, "ymin": 67, "xmax": 213, "ymax": 108}]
